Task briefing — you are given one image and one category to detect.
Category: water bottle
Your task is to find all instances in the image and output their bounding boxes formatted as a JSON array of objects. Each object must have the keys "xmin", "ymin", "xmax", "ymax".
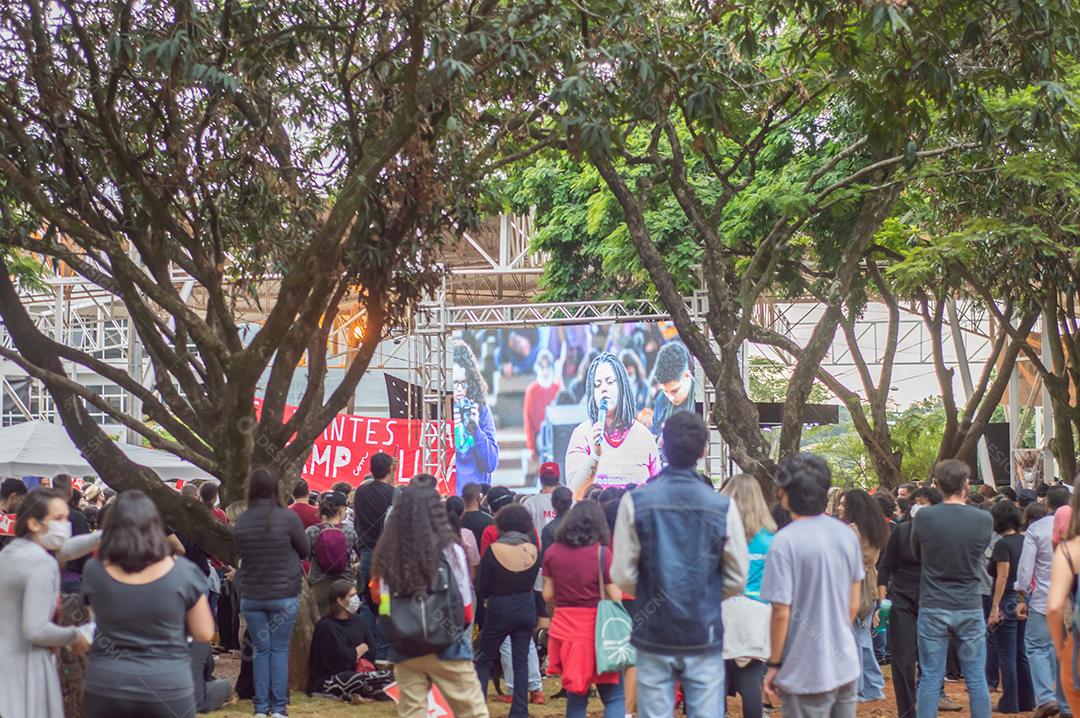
[{"xmin": 876, "ymin": 598, "xmax": 892, "ymax": 634}]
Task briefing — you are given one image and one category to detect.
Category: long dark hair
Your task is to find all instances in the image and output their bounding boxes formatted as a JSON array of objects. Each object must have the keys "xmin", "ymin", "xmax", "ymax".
[
  {"xmin": 374, "ymin": 487, "xmax": 458, "ymax": 594},
  {"xmin": 445, "ymin": 495, "xmax": 466, "ymax": 534},
  {"xmin": 99, "ymin": 490, "xmax": 172, "ymax": 573},
  {"xmin": 452, "ymin": 340, "xmax": 488, "ymax": 406},
  {"xmin": 14, "ymin": 487, "xmax": 65, "ymax": 538},
  {"xmin": 585, "ymin": 352, "xmax": 635, "ymax": 433},
  {"xmin": 842, "ymin": 489, "xmax": 888, "ymax": 552},
  {"xmin": 247, "ymin": 467, "xmax": 283, "ymax": 506},
  {"xmin": 556, "ymin": 499, "xmax": 611, "ymax": 548}
]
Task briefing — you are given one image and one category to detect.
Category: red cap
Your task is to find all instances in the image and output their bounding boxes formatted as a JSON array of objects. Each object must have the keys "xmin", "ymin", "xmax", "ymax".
[{"xmin": 539, "ymin": 462, "xmax": 560, "ymax": 479}]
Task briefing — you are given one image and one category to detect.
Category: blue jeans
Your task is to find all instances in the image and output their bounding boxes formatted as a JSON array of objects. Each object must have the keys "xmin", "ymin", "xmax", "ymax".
[
  {"xmin": 983, "ymin": 594, "xmax": 999, "ymax": 690},
  {"xmin": 637, "ymin": 649, "xmax": 724, "ymax": 718},
  {"xmin": 358, "ymin": 601, "xmax": 389, "ymax": 661},
  {"xmin": 241, "ymin": 596, "xmax": 299, "ymax": 715},
  {"xmin": 1027, "ymin": 609, "xmax": 1070, "ymax": 711},
  {"xmin": 854, "ymin": 616, "xmax": 886, "ymax": 701},
  {"xmin": 916, "ymin": 607, "xmax": 990, "ymax": 718},
  {"xmin": 992, "ymin": 595, "xmax": 1035, "ymax": 713},
  {"xmin": 567, "ymin": 675, "xmax": 624, "ymax": 718},
  {"xmin": 500, "ymin": 636, "xmax": 542, "ymax": 691}
]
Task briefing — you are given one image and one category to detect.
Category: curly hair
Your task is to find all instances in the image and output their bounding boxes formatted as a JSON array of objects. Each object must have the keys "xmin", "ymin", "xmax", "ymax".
[
  {"xmin": 555, "ymin": 499, "xmax": 611, "ymax": 548},
  {"xmin": 494, "ymin": 504, "xmax": 535, "ymax": 537},
  {"xmin": 585, "ymin": 352, "xmax": 635, "ymax": 434},
  {"xmin": 373, "ymin": 487, "xmax": 458, "ymax": 595},
  {"xmin": 841, "ymin": 489, "xmax": 889, "ymax": 552},
  {"xmin": 452, "ymin": 340, "xmax": 488, "ymax": 406}
]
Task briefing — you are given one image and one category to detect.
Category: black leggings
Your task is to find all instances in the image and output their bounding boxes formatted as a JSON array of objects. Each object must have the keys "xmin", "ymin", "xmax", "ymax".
[
  {"xmin": 85, "ymin": 692, "xmax": 196, "ymax": 718},
  {"xmin": 725, "ymin": 659, "xmax": 764, "ymax": 718}
]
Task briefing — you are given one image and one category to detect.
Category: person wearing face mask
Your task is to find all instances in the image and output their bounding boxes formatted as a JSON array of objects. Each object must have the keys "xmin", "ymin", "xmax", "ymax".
[
  {"xmin": 0, "ymin": 488, "xmax": 94, "ymax": 718},
  {"xmin": 307, "ymin": 579, "xmax": 393, "ymax": 702},
  {"xmin": 307, "ymin": 492, "xmax": 360, "ymax": 617}
]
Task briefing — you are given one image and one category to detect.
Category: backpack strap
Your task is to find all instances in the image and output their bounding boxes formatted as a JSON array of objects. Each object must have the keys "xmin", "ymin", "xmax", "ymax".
[{"xmin": 597, "ymin": 544, "xmax": 604, "ymax": 602}]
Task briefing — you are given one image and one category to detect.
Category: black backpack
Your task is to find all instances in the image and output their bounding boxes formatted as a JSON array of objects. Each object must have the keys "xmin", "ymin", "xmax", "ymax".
[{"xmin": 378, "ymin": 555, "xmax": 466, "ymax": 657}]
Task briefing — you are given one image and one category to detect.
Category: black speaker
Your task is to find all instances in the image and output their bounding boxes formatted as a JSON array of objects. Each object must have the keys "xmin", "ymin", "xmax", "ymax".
[{"xmin": 537, "ymin": 402, "xmax": 588, "ymax": 484}]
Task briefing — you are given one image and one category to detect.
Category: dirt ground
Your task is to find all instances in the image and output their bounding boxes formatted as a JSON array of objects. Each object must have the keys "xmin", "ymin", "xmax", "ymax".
[{"xmin": 207, "ymin": 652, "xmax": 997, "ymax": 717}]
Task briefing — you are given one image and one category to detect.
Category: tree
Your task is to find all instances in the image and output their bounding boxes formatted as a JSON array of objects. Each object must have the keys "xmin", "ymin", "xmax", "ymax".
[
  {"xmin": 0, "ymin": 0, "xmax": 556, "ymax": 555},
  {"xmin": 510, "ymin": 0, "xmax": 1078, "ymax": 490}
]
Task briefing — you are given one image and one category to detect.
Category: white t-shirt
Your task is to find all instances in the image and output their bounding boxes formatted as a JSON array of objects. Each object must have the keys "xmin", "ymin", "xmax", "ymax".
[
  {"xmin": 566, "ymin": 420, "xmax": 660, "ymax": 494},
  {"xmin": 524, "ymin": 492, "xmax": 557, "ymax": 533}
]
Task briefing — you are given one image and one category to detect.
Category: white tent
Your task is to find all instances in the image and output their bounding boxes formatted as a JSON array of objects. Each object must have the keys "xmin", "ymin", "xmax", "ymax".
[{"xmin": 0, "ymin": 420, "xmax": 210, "ymax": 481}]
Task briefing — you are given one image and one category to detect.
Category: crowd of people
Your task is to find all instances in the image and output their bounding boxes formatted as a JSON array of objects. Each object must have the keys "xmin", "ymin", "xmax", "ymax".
[{"xmin": 3, "ymin": 416, "xmax": 1080, "ymax": 718}]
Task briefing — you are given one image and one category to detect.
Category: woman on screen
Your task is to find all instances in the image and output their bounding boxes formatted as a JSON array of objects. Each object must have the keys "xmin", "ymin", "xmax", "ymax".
[
  {"xmin": 566, "ymin": 352, "xmax": 659, "ymax": 499},
  {"xmin": 453, "ymin": 340, "xmax": 500, "ymax": 494}
]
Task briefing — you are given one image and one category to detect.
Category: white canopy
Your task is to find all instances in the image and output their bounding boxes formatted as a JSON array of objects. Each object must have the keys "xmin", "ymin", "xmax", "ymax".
[{"xmin": 0, "ymin": 420, "xmax": 210, "ymax": 481}]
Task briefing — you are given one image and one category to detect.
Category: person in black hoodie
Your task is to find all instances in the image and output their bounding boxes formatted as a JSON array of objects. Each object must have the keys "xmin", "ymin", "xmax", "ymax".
[
  {"xmin": 232, "ymin": 468, "xmax": 310, "ymax": 718},
  {"xmin": 307, "ymin": 579, "xmax": 393, "ymax": 702}
]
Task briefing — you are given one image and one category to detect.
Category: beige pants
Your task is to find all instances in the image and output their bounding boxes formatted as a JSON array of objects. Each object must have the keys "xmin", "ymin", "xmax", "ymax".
[{"xmin": 393, "ymin": 654, "xmax": 490, "ymax": 718}]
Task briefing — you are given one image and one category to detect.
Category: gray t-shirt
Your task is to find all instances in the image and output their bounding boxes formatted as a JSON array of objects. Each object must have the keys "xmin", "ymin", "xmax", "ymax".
[
  {"xmin": 910, "ymin": 503, "xmax": 993, "ymax": 611},
  {"xmin": 82, "ymin": 556, "xmax": 208, "ymax": 701},
  {"xmin": 760, "ymin": 514, "xmax": 864, "ymax": 695}
]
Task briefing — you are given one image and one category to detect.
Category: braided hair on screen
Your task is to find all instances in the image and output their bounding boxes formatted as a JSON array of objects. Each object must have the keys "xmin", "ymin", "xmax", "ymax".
[{"xmin": 584, "ymin": 352, "xmax": 636, "ymax": 435}]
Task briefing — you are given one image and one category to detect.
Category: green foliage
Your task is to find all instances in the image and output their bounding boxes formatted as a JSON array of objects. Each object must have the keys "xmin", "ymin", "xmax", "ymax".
[{"xmin": 748, "ymin": 358, "xmax": 830, "ymax": 405}]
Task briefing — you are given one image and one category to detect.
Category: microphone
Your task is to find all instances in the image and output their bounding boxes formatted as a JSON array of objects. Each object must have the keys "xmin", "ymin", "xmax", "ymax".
[{"xmin": 598, "ymin": 397, "xmax": 610, "ymax": 418}]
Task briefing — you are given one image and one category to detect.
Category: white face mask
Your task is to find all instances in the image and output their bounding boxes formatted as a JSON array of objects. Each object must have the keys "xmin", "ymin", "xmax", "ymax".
[
  {"xmin": 346, "ymin": 595, "xmax": 361, "ymax": 614},
  {"xmin": 39, "ymin": 519, "xmax": 72, "ymax": 551},
  {"xmin": 910, "ymin": 504, "xmax": 923, "ymax": 518}
]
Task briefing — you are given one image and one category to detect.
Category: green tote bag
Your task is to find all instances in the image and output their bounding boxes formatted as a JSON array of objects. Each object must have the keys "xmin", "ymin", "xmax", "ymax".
[{"xmin": 594, "ymin": 545, "xmax": 636, "ymax": 673}]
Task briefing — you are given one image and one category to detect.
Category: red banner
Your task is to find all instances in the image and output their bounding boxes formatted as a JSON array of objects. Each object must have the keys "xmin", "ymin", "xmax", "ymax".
[{"xmin": 253, "ymin": 400, "xmax": 455, "ymax": 494}]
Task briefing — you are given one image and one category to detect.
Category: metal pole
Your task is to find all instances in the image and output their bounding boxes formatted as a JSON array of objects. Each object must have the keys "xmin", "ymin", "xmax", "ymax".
[{"xmin": 946, "ymin": 298, "xmax": 994, "ymax": 482}]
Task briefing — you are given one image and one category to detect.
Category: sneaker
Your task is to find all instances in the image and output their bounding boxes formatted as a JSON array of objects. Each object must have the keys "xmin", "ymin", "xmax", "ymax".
[
  {"xmin": 938, "ymin": 697, "xmax": 963, "ymax": 712},
  {"xmin": 254, "ymin": 714, "xmax": 269, "ymax": 718},
  {"xmin": 530, "ymin": 690, "xmax": 546, "ymax": 705},
  {"xmin": 270, "ymin": 714, "xmax": 288, "ymax": 718},
  {"xmin": 1034, "ymin": 703, "xmax": 1062, "ymax": 718}
]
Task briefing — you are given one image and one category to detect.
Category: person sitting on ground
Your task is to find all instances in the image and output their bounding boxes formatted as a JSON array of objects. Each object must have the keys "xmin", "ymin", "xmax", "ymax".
[
  {"xmin": 189, "ymin": 640, "xmax": 233, "ymax": 714},
  {"xmin": 307, "ymin": 579, "xmax": 393, "ymax": 703}
]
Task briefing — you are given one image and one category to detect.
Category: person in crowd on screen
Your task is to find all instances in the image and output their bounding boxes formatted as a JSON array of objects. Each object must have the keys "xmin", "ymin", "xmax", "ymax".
[
  {"xmin": 372, "ymin": 486, "xmax": 489, "ymax": 718},
  {"xmin": 879, "ymin": 485, "xmax": 942, "ymax": 718},
  {"xmin": 1046, "ymin": 474, "xmax": 1080, "ymax": 718},
  {"xmin": 543, "ymin": 500, "xmax": 626, "ymax": 718},
  {"xmin": 720, "ymin": 473, "xmax": 777, "ymax": 718},
  {"xmin": 446, "ymin": 496, "xmax": 481, "ymax": 573},
  {"xmin": 307, "ymin": 491, "xmax": 360, "ymax": 617},
  {"xmin": 289, "ymin": 478, "xmax": 320, "ymax": 528},
  {"xmin": 307, "ymin": 579, "xmax": 393, "ymax": 703},
  {"xmin": 618, "ymin": 348, "xmax": 650, "ymax": 413},
  {"xmin": 461, "ymin": 482, "xmax": 495, "ymax": 548},
  {"xmin": 542, "ymin": 487, "xmax": 574, "ymax": 552},
  {"xmin": 911, "ymin": 460, "xmax": 994, "ymax": 718},
  {"xmin": 566, "ymin": 352, "xmax": 660, "ymax": 499},
  {"xmin": 524, "ymin": 350, "xmax": 563, "ymax": 462},
  {"xmin": 612, "ymin": 411, "xmax": 748, "ymax": 718},
  {"xmin": 453, "ymin": 341, "xmax": 499, "ymax": 492},
  {"xmin": 647, "ymin": 341, "xmax": 695, "ymax": 438},
  {"xmin": 988, "ymin": 499, "xmax": 1036, "ymax": 714},
  {"xmin": 838, "ymin": 489, "xmax": 889, "ymax": 703},
  {"xmin": 761, "ymin": 454, "xmax": 863, "ymax": 718},
  {"xmin": 233, "ymin": 467, "xmax": 310, "ymax": 718},
  {"xmin": 52, "ymin": 473, "xmax": 91, "ymax": 593},
  {"xmin": 476, "ymin": 505, "xmax": 543, "ymax": 716},
  {"xmin": 81, "ymin": 491, "xmax": 214, "ymax": 718},
  {"xmin": 0, "ymin": 488, "xmax": 93, "ymax": 718},
  {"xmin": 190, "ymin": 639, "xmax": 234, "ymax": 713},
  {"xmin": 1017, "ymin": 484, "xmax": 1074, "ymax": 718}
]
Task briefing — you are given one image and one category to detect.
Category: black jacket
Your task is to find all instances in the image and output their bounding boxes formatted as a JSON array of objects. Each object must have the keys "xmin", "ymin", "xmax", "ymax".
[{"xmin": 233, "ymin": 500, "xmax": 310, "ymax": 600}]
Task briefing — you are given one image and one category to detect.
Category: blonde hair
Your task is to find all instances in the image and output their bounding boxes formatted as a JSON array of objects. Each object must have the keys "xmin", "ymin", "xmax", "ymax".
[
  {"xmin": 826, "ymin": 486, "xmax": 844, "ymax": 517},
  {"xmin": 722, "ymin": 473, "xmax": 777, "ymax": 541}
]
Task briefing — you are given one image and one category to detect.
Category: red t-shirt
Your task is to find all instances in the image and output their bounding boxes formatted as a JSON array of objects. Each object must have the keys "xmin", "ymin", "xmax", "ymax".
[
  {"xmin": 211, "ymin": 507, "xmax": 228, "ymax": 525},
  {"xmin": 541, "ymin": 543, "xmax": 612, "ymax": 608},
  {"xmin": 480, "ymin": 524, "xmax": 541, "ymax": 557},
  {"xmin": 289, "ymin": 501, "xmax": 320, "ymax": 529},
  {"xmin": 523, "ymin": 381, "xmax": 561, "ymax": 453}
]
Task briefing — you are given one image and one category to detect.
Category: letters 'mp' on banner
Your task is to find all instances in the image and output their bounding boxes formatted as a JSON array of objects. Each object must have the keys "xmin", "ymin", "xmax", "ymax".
[{"xmin": 253, "ymin": 399, "xmax": 455, "ymax": 494}]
